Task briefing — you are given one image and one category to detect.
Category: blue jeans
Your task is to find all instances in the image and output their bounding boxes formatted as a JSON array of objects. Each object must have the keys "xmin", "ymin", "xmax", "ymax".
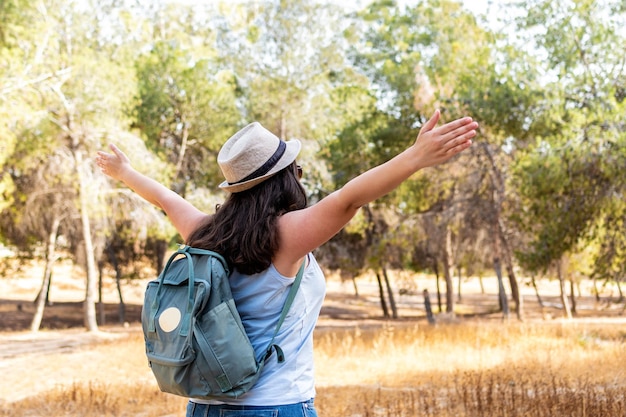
[{"xmin": 186, "ymin": 398, "xmax": 318, "ymax": 417}]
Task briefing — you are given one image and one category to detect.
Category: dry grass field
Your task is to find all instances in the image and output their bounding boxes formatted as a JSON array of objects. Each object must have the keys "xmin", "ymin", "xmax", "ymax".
[
  {"xmin": 1, "ymin": 258, "xmax": 625, "ymax": 416},
  {"xmin": 0, "ymin": 322, "xmax": 624, "ymax": 417}
]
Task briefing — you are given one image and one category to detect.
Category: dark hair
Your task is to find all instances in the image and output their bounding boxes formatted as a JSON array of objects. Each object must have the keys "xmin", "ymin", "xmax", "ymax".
[{"xmin": 186, "ymin": 162, "xmax": 307, "ymax": 275}]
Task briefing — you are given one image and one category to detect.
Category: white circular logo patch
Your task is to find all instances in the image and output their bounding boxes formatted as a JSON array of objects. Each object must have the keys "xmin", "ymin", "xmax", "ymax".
[{"xmin": 158, "ymin": 307, "xmax": 182, "ymax": 333}]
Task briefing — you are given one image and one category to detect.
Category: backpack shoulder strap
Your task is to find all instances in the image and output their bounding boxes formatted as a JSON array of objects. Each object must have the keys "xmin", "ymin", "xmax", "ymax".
[
  {"xmin": 263, "ymin": 259, "xmax": 306, "ymax": 363},
  {"xmin": 147, "ymin": 246, "xmax": 229, "ymax": 338},
  {"xmin": 185, "ymin": 246, "xmax": 229, "ymax": 275},
  {"xmin": 147, "ymin": 245, "xmax": 196, "ymax": 338},
  {"xmin": 177, "ymin": 245, "xmax": 305, "ymax": 364}
]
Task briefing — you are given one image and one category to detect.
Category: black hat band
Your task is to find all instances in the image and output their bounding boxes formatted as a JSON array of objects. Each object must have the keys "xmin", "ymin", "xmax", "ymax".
[{"xmin": 230, "ymin": 140, "xmax": 287, "ymax": 185}]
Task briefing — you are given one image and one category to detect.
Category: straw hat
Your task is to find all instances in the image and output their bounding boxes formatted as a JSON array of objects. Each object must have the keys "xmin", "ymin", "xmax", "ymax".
[{"xmin": 218, "ymin": 122, "xmax": 301, "ymax": 193}]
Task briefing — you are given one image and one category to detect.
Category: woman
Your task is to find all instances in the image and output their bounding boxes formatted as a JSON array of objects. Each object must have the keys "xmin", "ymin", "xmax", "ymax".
[{"xmin": 96, "ymin": 110, "xmax": 478, "ymax": 416}]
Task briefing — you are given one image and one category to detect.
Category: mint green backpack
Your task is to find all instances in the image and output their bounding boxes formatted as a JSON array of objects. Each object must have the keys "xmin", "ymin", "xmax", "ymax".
[{"xmin": 141, "ymin": 245, "xmax": 303, "ymax": 399}]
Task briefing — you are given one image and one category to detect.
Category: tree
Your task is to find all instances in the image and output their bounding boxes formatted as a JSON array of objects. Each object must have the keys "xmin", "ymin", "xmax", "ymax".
[
  {"xmin": 413, "ymin": 0, "xmax": 539, "ymax": 320},
  {"xmin": 134, "ymin": 39, "xmax": 241, "ymax": 196},
  {"xmin": 342, "ymin": 0, "xmax": 517, "ymax": 316},
  {"xmin": 216, "ymin": 0, "xmax": 357, "ymax": 140},
  {"xmin": 591, "ymin": 199, "xmax": 626, "ymax": 297},
  {"xmin": 123, "ymin": 3, "xmax": 244, "ymax": 275},
  {"xmin": 1, "ymin": 0, "xmax": 141, "ymax": 331},
  {"xmin": 508, "ymin": 0, "xmax": 626, "ymax": 316},
  {"xmin": 0, "ymin": 0, "xmax": 57, "ymax": 216}
]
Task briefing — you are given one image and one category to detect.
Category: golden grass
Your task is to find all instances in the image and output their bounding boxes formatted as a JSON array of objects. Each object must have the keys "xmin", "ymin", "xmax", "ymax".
[
  {"xmin": 2, "ymin": 382, "xmax": 185, "ymax": 417},
  {"xmin": 314, "ymin": 322, "xmax": 626, "ymax": 386},
  {"xmin": 2, "ymin": 321, "xmax": 625, "ymax": 417},
  {"xmin": 314, "ymin": 322, "xmax": 626, "ymax": 416}
]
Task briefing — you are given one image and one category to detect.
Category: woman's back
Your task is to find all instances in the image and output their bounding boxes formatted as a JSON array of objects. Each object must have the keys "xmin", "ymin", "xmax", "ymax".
[{"xmin": 191, "ymin": 254, "xmax": 326, "ymax": 406}]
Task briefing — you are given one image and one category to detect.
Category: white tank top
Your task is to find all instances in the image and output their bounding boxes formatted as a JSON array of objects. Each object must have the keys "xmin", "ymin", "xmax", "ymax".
[{"xmin": 191, "ymin": 253, "xmax": 326, "ymax": 406}]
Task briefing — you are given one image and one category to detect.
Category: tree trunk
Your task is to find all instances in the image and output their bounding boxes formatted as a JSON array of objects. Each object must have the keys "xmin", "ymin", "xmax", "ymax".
[
  {"xmin": 106, "ymin": 244, "xmax": 126, "ymax": 323},
  {"xmin": 173, "ymin": 119, "xmax": 189, "ymax": 181},
  {"xmin": 116, "ymin": 274, "xmax": 125, "ymax": 324},
  {"xmin": 478, "ymin": 274, "xmax": 485, "ymax": 294},
  {"xmin": 34, "ymin": 274, "xmax": 54, "ymax": 306},
  {"xmin": 592, "ymin": 275, "xmax": 601, "ymax": 302},
  {"xmin": 457, "ymin": 267, "xmax": 462, "ymax": 302},
  {"xmin": 155, "ymin": 238, "xmax": 168, "ymax": 275},
  {"xmin": 75, "ymin": 149, "xmax": 99, "ymax": 332},
  {"xmin": 382, "ymin": 267, "xmax": 398, "ymax": 319},
  {"xmin": 351, "ymin": 276, "xmax": 359, "ymax": 297},
  {"xmin": 44, "ymin": 277, "xmax": 52, "ymax": 305},
  {"xmin": 496, "ymin": 215, "xmax": 523, "ymax": 320},
  {"xmin": 98, "ymin": 260, "xmax": 106, "ymax": 325},
  {"xmin": 442, "ymin": 227, "xmax": 455, "ymax": 314},
  {"xmin": 375, "ymin": 271, "xmax": 389, "ymax": 318},
  {"xmin": 423, "ymin": 289, "xmax": 435, "ymax": 325},
  {"xmin": 50, "ymin": 83, "xmax": 99, "ymax": 331},
  {"xmin": 556, "ymin": 259, "xmax": 573, "ymax": 319},
  {"xmin": 482, "ymin": 142, "xmax": 523, "ymax": 320},
  {"xmin": 491, "ymin": 221, "xmax": 504, "ymax": 310},
  {"xmin": 31, "ymin": 216, "xmax": 61, "ymax": 332},
  {"xmin": 495, "ymin": 257, "xmax": 509, "ymax": 320},
  {"xmin": 433, "ymin": 258, "xmax": 443, "ymax": 313},
  {"xmin": 569, "ymin": 278, "xmax": 577, "ymax": 315},
  {"xmin": 105, "ymin": 245, "xmax": 126, "ymax": 324},
  {"xmin": 491, "ymin": 216, "xmax": 510, "ymax": 321},
  {"xmin": 531, "ymin": 275, "xmax": 544, "ymax": 307}
]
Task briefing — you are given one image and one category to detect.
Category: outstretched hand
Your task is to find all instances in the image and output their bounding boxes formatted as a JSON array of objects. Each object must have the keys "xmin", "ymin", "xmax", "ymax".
[
  {"xmin": 412, "ymin": 110, "xmax": 477, "ymax": 168},
  {"xmin": 96, "ymin": 143, "xmax": 207, "ymax": 239},
  {"xmin": 95, "ymin": 144, "xmax": 131, "ymax": 181}
]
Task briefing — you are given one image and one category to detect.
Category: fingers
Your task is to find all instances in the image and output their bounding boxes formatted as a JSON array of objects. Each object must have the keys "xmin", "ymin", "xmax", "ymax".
[
  {"xmin": 95, "ymin": 144, "xmax": 122, "ymax": 176},
  {"xmin": 110, "ymin": 143, "xmax": 122, "ymax": 156},
  {"xmin": 437, "ymin": 116, "xmax": 475, "ymax": 136},
  {"xmin": 96, "ymin": 150, "xmax": 112, "ymax": 162},
  {"xmin": 447, "ymin": 138, "xmax": 473, "ymax": 155},
  {"xmin": 420, "ymin": 112, "xmax": 476, "ymax": 145},
  {"xmin": 109, "ymin": 143, "xmax": 131, "ymax": 164},
  {"xmin": 441, "ymin": 120, "xmax": 478, "ymax": 144},
  {"xmin": 95, "ymin": 151, "xmax": 108, "ymax": 170},
  {"xmin": 444, "ymin": 128, "xmax": 477, "ymax": 155},
  {"xmin": 95, "ymin": 144, "xmax": 131, "ymax": 180},
  {"xmin": 96, "ymin": 145, "xmax": 123, "ymax": 164},
  {"xmin": 420, "ymin": 109, "xmax": 441, "ymax": 133}
]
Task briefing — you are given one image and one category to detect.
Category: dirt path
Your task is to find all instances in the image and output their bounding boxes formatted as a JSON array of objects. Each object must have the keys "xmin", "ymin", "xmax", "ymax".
[
  {"xmin": 0, "ymin": 327, "xmax": 144, "ymax": 404},
  {"xmin": 0, "ymin": 328, "xmax": 129, "ymax": 360}
]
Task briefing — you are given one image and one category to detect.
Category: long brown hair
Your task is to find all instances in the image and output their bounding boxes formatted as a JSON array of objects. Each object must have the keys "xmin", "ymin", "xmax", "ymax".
[{"xmin": 186, "ymin": 162, "xmax": 307, "ymax": 274}]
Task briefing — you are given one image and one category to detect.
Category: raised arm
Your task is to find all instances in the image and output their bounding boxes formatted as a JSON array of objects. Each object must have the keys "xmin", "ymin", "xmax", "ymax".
[
  {"xmin": 96, "ymin": 144, "xmax": 207, "ymax": 241},
  {"xmin": 275, "ymin": 110, "xmax": 477, "ymax": 273}
]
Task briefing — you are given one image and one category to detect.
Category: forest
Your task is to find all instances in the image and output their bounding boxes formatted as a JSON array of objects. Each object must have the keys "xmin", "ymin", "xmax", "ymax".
[{"xmin": 1, "ymin": 0, "xmax": 625, "ymax": 332}]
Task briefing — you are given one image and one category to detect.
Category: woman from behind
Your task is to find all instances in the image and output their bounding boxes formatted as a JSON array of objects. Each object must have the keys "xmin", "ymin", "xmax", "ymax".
[{"xmin": 96, "ymin": 110, "xmax": 478, "ymax": 416}]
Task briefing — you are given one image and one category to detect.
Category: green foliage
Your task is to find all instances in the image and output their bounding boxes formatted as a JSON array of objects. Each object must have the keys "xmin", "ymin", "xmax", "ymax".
[
  {"xmin": 0, "ymin": 0, "xmax": 624, "ymax": 290},
  {"xmin": 339, "ymin": 0, "xmax": 506, "ymax": 281},
  {"xmin": 508, "ymin": 0, "xmax": 626, "ymax": 276},
  {"xmin": 511, "ymin": 142, "xmax": 612, "ymax": 272},
  {"xmin": 133, "ymin": 40, "xmax": 240, "ymax": 191},
  {"xmin": 324, "ymin": 110, "xmax": 404, "ymax": 188},
  {"xmin": 0, "ymin": 109, "xmax": 17, "ymax": 211},
  {"xmin": 591, "ymin": 200, "xmax": 626, "ymax": 280},
  {"xmin": 218, "ymin": 0, "xmax": 358, "ymax": 141}
]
